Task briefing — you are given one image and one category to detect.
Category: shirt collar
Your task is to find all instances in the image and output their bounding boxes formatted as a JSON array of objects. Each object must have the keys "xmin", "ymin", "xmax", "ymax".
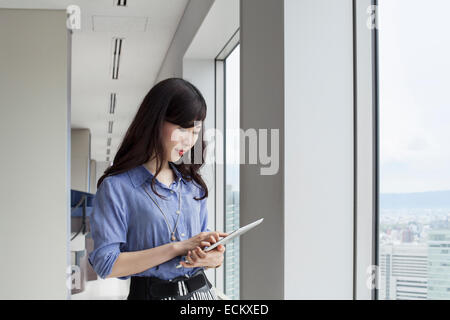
[{"xmin": 128, "ymin": 162, "xmax": 187, "ymax": 189}]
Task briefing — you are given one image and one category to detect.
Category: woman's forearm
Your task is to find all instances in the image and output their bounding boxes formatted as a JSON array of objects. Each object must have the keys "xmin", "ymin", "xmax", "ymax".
[{"xmin": 106, "ymin": 242, "xmax": 185, "ymax": 279}]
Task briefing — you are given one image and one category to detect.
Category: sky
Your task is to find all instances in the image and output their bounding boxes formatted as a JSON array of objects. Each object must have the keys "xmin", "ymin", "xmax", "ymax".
[
  {"xmin": 378, "ymin": 0, "xmax": 450, "ymax": 193},
  {"xmin": 225, "ymin": 44, "xmax": 240, "ymax": 191}
]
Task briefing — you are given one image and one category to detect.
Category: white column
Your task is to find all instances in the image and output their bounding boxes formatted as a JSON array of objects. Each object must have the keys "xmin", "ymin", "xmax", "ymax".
[
  {"xmin": 240, "ymin": 0, "xmax": 285, "ymax": 300},
  {"xmin": 0, "ymin": 9, "xmax": 70, "ymax": 299}
]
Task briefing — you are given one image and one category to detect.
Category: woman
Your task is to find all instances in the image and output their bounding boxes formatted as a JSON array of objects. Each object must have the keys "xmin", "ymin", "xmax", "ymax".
[{"xmin": 88, "ymin": 78, "xmax": 228, "ymax": 300}]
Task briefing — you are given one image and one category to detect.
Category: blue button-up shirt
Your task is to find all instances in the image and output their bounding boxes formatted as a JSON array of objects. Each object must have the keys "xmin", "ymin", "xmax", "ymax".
[{"xmin": 88, "ymin": 162, "xmax": 211, "ymax": 281}]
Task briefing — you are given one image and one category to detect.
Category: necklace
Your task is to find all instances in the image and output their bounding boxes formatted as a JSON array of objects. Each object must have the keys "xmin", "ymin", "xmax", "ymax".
[{"xmin": 143, "ymin": 181, "xmax": 182, "ymax": 242}]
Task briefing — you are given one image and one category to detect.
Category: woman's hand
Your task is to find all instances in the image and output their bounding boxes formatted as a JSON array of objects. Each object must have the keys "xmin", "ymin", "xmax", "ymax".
[
  {"xmin": 179, "ymin": 244, "xmax": 225, "ymax": 269},
  {"xmin": 178, "ymin": 231, "xmax": 228, "ymax": 255}
]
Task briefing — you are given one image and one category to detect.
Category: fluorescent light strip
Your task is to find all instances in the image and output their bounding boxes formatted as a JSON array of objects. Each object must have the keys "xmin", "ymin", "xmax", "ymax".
[
  {"xmin": 112, "ymin": 38, "xmax": 123, "ymax": 79},
  {"xmin": 108, "ymin": 121, "xmax": 114, "ymax": 134},
  {"xmin": 110, "ymin": 93, "xmax": 116, "ymax": 114},
  {"xmin": 116, "ymin": 0, "xmax": 127, "ymax": 6}
]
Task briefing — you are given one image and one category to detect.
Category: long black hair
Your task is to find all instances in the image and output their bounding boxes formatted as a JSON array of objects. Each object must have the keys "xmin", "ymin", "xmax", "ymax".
[{"xmin": 97, "ymin": 77, "xmax": 208, "ymax": 200}]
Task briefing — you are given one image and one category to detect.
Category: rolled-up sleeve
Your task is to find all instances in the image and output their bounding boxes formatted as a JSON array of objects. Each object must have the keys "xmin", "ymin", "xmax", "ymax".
[{"xmin": 88, "ymin": 178, "xmax": 129, "ymax": 280}]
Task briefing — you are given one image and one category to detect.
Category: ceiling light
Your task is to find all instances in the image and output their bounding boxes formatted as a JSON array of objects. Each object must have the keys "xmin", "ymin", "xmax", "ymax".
[
  {"xmin": 108, "ymin": 121, "xmax": 114, "ymax": 134},
  {"xmin": 110, "ymin": 93, "xmax": 116, "ymax": 114},
  {"xmin": 111, "ymin": 38, "xmax": 123, "ymax": 79}
]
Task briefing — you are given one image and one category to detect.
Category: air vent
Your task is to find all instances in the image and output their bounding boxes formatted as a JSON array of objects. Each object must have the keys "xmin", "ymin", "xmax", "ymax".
[
  {"xmin": 109, "ymin": 93, "xmax": 116, "ymax": 114},
  {"xmin": 107, "ymin": 137, "xmax": 112, "ymax": 147},
  {"xmin": 108, "ymin": 121, "xmax": 114, "ymax": 134},
  {"xmin": 116, "ymin": 0, "xmax": 127, "ymax": 6},
  {"xmin": 106, "ymin": 156, "xmax": 110, "ymax": 161},
  {"xmin": 111, "ymin": 38, "xmax": 123, "ymax": 79},
  {"xmin": 106, "ymin": 148, "xmax": 111, "ymax": 155}
]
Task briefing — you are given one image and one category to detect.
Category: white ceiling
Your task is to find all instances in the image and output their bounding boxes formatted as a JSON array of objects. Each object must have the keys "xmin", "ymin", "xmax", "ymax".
[
  {"xmin": 184, "ymin": 0, "xmax": 239, "ymax": 59},
  {"xmin": 0, "ymin": 0, "xmax": 189, "ymax": 161}
]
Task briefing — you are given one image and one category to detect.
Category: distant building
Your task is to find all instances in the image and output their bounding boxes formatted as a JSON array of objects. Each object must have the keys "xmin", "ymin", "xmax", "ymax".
[
  {"xmin": 427, "ymin": 230, "xmax": 450, "ymax": 299},
  {"xmin": 402, "ymin": 229, "xmax": 414, "ymax": 243},
  {"xmin": 225, "ymin": 185, "xmax": 240, "ymax": 300},
  {"xmin": 379, "ymin": 243, "xmax": 428, "ymax": 300}
]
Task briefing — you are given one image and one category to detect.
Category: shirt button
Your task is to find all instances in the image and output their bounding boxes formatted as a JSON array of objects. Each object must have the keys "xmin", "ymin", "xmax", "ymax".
[
  {"xmin": 181, "ymin": 233, "xmax": 185, "ymax": 237},
  {"xmin": 176, "ymin": 210, "xmax": 180, "ymax": 214},
  {"xmin": 170, "ymin": 190, "xmax": 174, "ymax": 194}
]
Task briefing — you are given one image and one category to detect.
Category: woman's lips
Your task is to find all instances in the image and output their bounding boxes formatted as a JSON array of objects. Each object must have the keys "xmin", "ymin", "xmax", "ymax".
[{"xmin": 176, "ymin": 148, "xmax": 184, "ymax": 156}]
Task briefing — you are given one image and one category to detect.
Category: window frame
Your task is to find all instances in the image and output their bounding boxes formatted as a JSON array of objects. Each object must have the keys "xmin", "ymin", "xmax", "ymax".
[
  {"xmin": 354, "ymin": 0, "xmax": 379, "ymax": 300},
  {"xmin": 214, "ymin": 29, "xmax": 240, "ymax": 298}
]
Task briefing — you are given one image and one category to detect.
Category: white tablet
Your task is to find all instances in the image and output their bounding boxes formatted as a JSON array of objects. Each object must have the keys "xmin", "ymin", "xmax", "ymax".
[
  {"xmin": 175, "ymin": 218, "xmax": 264, "ymax": 268},
  {"xmin": 203, "ymin": 218, "xmax": 264, "ymax": 252}
]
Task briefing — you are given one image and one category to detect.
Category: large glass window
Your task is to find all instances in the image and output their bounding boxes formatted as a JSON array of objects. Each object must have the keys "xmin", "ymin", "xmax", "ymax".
[
  {"xmin": 224, "ymin": 43, "xmax": 240, "ymax": 300},
  {"xmin": 377, "ymin": 0, "xmax": 450, "ymax": 300}
]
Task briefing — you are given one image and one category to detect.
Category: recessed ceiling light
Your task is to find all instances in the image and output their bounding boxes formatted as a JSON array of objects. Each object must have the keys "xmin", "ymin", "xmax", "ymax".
[
  {"xmin": 111, "ymin": 38, "xmax": 123, "ymax": 80},
  {"xmin": 108, "ymin": 121, "xmax": 114, "ymax": 134},
  {"xmin": 116, "ymin": 0, "xmax": 127, "ymax": 7},
  {"xmin": 110, "ymin": 93, "xmax": 116, "ymax": 114}
]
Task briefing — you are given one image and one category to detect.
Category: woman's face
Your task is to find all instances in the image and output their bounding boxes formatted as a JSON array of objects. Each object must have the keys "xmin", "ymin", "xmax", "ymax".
[{"xmin": 162, "ymin": 120, "xmax": 202, "ymax": 162}]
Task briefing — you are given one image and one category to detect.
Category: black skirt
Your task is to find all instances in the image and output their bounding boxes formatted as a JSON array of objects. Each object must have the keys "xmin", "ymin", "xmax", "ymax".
[{"xmin": 127, "ymin": 268, "xmax": 218, "ymax": 300}]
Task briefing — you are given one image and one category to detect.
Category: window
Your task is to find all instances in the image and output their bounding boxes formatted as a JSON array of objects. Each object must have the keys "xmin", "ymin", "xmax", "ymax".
[
  {"xmin": 377, "ymin": 0, "xmax": 450, "ymax": 300},
  {"xmin": 215, "ymin": 30, "xmax": 240, "ymax": 300},
  {"xmin": 224, "ymin": 43, "xmax": 240, "ymax": 300}
]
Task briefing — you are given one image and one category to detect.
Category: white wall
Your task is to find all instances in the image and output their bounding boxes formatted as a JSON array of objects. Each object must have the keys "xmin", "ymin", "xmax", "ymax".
[
  {"xmin": 156, "ymin": 0, "xmax": 214, "ymax": 82},
  {"xmin": 0, "ymin": 9, "xmax": 70, "ymax": 299},
  {"xmin": 90, "ymin": 159, "xmax": 96, "ymax": 194},
  {"xmin": 183, "ymin": 59, "xmax": 217, "ymax": 286},
  {"xmin": 71, "ymin": 129, "xmax": 91, "ymax": 192},
  {"xmin": 182, "ymin": 0, "xmax": 239, "ymax": 294},
  {"xmin": 95, "ymin": 161, "xmax": 111, "ymax": 189},
  {"xmin": 284, "ymin": 0, "xmax": 354, "ymax": 299}
]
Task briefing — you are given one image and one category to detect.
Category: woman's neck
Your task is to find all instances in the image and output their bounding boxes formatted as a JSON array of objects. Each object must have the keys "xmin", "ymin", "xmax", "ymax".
[
  {"xmin": 143, "ymin": 158, "xmax": 175, "ymax": 188},
  {"xmin": 143, "ymin": 157, "xmax": 170, "ymax": 174}
]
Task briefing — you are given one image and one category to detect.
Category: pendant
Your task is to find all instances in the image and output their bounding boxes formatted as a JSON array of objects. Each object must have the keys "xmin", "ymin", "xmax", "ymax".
[{"xmin": 171, "ymin": 234, "xmax": 176, "ymax": 241}]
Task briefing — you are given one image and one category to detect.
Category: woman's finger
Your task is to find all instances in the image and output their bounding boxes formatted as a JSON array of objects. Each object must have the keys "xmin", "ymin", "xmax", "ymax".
[
  {"xmin": 218, "ymin": 232, "xmax": 229, "ymax": 237},
  {"xmin": 186, "ymin": 250, "xmax": 194, "ymax": 264},
  {"xmin": 190, "ymin": 249, "xmax": 199, "ymax": 262},
  {"xmin": 195, "ymin": 247, "xmax": 206, "ymax": 258},
  {"xmin": 180, "ymin": 261, "xmax": 193, "ymax": 268},
  {"xmin": 188, "ymin": 250, "xmax": 197, "ymax": 266},
  {"xmin": 201, "ymin": 241, "xmax": 211, "ymax": 247},
  {"xmin": 209, "ymin": 235, "xmax": 216, "ymax": 244}
]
